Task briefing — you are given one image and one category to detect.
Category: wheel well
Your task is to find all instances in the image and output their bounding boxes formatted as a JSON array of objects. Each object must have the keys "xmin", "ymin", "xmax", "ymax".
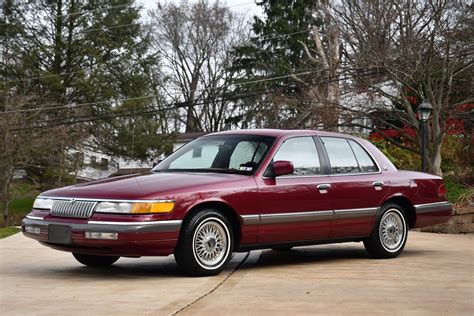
[
  {"xmin": 182, "ymin": 201, "xmax": 242, "ymax": 250},
  {"xmin": 383, "ymin": 196, "xmax": 416, "ymax": 228}
]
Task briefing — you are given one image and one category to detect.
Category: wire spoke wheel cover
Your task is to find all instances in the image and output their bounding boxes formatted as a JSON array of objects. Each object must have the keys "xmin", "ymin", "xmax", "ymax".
[
  {"xmin": 192, "ymin": 217, "xmax": 231, "ymax": 270},
  {"xmin": 379, "ymin": 209, "xmax": 406, "ymax": 252}
]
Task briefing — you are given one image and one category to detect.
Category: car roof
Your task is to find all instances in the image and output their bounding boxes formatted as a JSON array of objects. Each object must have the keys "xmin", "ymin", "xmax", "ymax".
[{"xmin": 206, "ymin": 128, "xmax": 358, "ymax": 139}]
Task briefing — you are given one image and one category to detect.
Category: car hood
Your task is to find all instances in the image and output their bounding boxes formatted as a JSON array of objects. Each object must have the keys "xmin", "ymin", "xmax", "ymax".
[{"xmin": 41, "ymin": 172, "xmax": 251, "ymax": 200}]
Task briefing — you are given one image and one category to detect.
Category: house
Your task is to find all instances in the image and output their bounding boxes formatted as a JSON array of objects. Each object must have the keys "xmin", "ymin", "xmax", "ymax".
[{"xmin": 74, "ymin": 133, "xmax": 206, "ymax": 181}]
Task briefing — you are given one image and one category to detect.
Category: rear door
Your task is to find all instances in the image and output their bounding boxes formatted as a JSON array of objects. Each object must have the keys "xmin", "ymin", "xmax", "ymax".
[
  {"xmin": 255, "ymin": 136, "xmax": 333, "ymax": 244},
  {"xmin": 319, "ymin": 136, "xmax": 389, "ymax": 238}
]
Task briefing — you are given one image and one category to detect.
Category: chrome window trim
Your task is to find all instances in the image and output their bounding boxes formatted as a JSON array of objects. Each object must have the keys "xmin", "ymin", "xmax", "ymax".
[
  {"xmin": 36, "ymin": 196, "xmax": 176, "ymax": 203},
  {"xmin": 260, "ymin": 135, "xmax": 323, "ymax": 180},
  {"xmin": 260, "ymin": 135, "xmax": 383, "ymax": 180}
]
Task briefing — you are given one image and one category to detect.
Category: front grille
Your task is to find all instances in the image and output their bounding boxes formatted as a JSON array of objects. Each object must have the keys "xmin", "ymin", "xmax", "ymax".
[{"xmin": 50, "ymin": 200, "xmax": 97, "ymax": 219}]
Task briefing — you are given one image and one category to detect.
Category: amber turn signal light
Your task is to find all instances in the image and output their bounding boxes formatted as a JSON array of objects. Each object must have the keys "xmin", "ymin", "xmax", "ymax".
[{"xmin": 130, "ymin": 202, "xmax": 175, "ymax": 214}]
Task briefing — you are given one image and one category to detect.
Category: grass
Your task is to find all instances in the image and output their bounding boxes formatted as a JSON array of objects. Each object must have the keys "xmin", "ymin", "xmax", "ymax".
[
  {"xmin": 9, "ymin": 196, "xmax": 35, "ymax": 214},
  {"xmin": 444, "ymin": 177, "xmax": 471, "ymax": 204},
  {"xmin": 1, "ymin": 182, "xmax": 39, "ymax": 226},
  {"xmin": 0, "ymin": 227, "xmax": 20, "ymax": 239}
]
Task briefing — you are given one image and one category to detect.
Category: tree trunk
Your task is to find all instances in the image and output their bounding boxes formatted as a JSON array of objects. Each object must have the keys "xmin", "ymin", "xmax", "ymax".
[
  {"xmin": 430, "ymin": 140, "xmax": 443, "ymax": 176},
  {"xmin": 1, "ymin": 175, "xmax": 12, "ymax": 227}
]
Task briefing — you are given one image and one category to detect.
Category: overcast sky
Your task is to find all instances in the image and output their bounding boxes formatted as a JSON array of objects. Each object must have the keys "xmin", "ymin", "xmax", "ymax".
[{"xmin": 137, "ymin": 0, "xmax": 262, "ymax": 18}]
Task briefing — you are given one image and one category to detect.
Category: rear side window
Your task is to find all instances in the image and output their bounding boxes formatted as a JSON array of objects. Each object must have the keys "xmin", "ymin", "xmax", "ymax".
[
  {"xmin": 321, "ymin": 137, "xmax": 359, "ymax": 173},
  {"xmin": 271, "ymin": 137, "xmax": 321, "ymax": 176},
  {"xmin": 348, "ymin": 140, "xmax": 378, "ymax": 172},
  {"xmin": 321, "ymin": 137, "xmax": 378, "ymax": 174}
]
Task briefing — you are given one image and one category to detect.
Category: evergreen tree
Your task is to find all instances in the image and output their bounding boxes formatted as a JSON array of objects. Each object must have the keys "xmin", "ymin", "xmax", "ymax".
[
  {"xmin": 231, "ymin": 0, "xmax": 342, "ymax": 129},
  {"xmin": 1, "ymin": 0, "xmax": 165, "ymax": 172}
]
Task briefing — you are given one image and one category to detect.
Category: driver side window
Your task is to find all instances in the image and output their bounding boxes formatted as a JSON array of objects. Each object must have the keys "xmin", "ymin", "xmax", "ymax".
[{"xmin": 271, "ymin": 137, "xmax": 321, "ymax": 176}]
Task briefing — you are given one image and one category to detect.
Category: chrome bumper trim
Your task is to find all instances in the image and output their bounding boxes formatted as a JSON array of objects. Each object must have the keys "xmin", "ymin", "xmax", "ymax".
[
  {"xmin": 26, "ymin": 215, "xmax": 45, "ymax": 220},
  {"xmin": 414, "ymin": 201, "xmax": 452, "ymax": 214},
  {"xmin": 23, "ymin": 218, "xmax": 182, "ymax": 233},
  {"xmin": 87, "ymin": 220, "xmax": 182, "ymax": 226}
]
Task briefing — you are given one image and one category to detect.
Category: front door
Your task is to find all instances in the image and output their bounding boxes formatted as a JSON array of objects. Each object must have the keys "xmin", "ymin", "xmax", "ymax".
[
  {"xmin": 255, "ymin": 136, "xmax": 333, "ymax": 244},
  {"xmin": 319, "ymin": 136, "xmax": 390, "ymax": 238}
]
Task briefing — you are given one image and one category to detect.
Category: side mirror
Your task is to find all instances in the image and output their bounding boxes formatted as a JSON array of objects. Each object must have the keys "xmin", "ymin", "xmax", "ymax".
[{"xmin": 272, "ymin": 160, "xmax": 294, "ymax": 177}]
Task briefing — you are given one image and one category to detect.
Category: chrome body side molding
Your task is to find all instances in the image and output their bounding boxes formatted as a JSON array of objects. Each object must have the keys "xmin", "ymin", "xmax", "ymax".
[
  {"xmin": 240, "ymin": 207, "xmax": 378, "ymax": 226},
  {"xmin": 334, "ymin": 207, "xmax": 378, "ymax": 219}
]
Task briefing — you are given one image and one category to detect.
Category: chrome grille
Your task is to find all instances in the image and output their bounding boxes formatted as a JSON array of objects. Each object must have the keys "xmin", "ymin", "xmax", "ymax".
[{"xmin": 50, "ymin": 200, "xmax": 97, "ymax": 219}]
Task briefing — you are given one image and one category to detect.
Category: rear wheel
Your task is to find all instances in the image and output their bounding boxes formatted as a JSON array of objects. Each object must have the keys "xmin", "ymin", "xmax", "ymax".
[
  {"xmin": 364, "ymin": 203, "xmax": 408, "ymax": 259},
  {"xmin": 174, "ymin": 210, "xmax": 233, "ymax": 276},
  {"xmin": 72, "ymin": 253, "xmax": 120, "ymax": 267}
]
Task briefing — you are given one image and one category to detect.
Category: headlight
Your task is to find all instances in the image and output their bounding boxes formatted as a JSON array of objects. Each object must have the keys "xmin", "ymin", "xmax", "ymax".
[
  {"xmin": 94, "ymin": 201, "xmax": 175, "ymax": 214},
  {"xmin": 33, "ymin": 197, "xmax": 54, "ymax": 210},
  {"xmin": 95, "ymin": 202, "xmax": 133, "ymax": 214}
]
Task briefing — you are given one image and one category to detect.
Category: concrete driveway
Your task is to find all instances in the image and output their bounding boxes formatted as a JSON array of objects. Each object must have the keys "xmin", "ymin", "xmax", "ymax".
[{"xmin": 1, "ymin": 231, "xmax": 473, "ymax": 315}]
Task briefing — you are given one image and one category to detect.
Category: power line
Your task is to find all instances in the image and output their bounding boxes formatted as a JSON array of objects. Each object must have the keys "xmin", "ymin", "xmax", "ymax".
[
  {"xmin": 2, "ymin": 68, "xmax": 334, "ymax": 114},
  {"xmin": 1, "ymin": 28, "xmax": 315, "ymax": 85},
  {"xmin": 7, "ymin": 70, "xmax": 379, "ymax": 131},
  {"xmin": 7, "ymin": 87, "xmax": 281, "ymax": 131}
]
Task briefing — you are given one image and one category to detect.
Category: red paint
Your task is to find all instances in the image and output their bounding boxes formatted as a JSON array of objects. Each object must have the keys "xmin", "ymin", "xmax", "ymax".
[{"xmin": 23, "ymin": 129, "xmax": 451, "ymax": 257}]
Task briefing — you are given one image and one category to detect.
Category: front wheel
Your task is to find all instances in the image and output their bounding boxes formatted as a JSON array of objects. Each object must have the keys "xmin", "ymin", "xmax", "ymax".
[
  {"xmin": 72, "ymin": 253, "xmax": 119, "ymax": 267},
  {"xmin": 174, "ymin": 210, "xmax": 233, "ymax": 276},
  {"xmin": 364, "ymin": 203, "xmax": 408, "ymax": 259}
]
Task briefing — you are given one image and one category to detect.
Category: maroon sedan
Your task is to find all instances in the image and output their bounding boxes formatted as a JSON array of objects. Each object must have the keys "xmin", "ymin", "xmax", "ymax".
[{"xmin": 23, "ymin": 129, "xmax": 451, "ymax": 276}]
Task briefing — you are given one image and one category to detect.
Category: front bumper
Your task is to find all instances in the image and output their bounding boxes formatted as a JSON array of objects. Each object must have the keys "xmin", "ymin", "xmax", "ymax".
[{"xmin": 22, "ymin": 216, "xmax": 182, "ymax": 257}]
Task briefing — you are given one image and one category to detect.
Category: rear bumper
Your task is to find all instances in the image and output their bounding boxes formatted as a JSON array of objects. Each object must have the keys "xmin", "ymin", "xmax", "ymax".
[
  {"xmin": 414, "ymin": 201, "xmax": 452, "ymax": 228},
  {"xmin": 22, "ymin": 216, "xmax": 181, "ymax": 256}
]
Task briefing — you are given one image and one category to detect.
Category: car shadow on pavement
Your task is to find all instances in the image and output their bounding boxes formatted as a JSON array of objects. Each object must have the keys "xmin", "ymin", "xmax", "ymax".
[
  {"xmin": 22, "ymin": 256, "xmax": 185, "ymax": 280},
  {"xmin": 239, "ymin": 245, "xmax": 430, "ymax": 270}
]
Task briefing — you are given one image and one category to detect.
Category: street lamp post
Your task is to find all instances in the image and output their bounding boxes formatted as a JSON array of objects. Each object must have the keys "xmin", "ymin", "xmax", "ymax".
[{"xmin": 417, "ymin": 100, "xmax": 433, "ymax": 172}]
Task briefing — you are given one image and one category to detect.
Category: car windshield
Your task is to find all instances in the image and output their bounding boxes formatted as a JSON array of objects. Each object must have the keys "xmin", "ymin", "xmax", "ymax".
[{"xmin": 152, "ymin": 134, "xmax": 275, "ymax": 175}]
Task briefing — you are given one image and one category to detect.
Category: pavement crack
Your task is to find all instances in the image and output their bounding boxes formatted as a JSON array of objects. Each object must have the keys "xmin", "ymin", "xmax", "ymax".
[{"xmin": 171, "ymin": 251, "xmax": 250, "ymax": 316}]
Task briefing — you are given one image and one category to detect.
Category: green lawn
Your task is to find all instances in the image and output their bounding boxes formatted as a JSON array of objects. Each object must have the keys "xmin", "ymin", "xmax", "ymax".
[
  {"xmin": 0, "ymin": 227, "xmax": 20, "ymax": 239},
  {"xmin": 9, "ymin": 196, "xmax": 35, "ymax": 215},
  {"xmin": 1, "ymin": 182, "xmax": 38, "ymax": 226}
]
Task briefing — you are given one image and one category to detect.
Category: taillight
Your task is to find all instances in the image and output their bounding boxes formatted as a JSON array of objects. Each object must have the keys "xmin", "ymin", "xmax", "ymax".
[{"xmin": 438, "ymin": 183, "xmax": 446, "ymax": 198}]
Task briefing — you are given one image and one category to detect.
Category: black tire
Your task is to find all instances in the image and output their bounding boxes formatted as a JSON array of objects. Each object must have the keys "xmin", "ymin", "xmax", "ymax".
[
  {"xmin": 174, "ymin": 209, "xmax": 233, "ymax": 277},
  {"xmin": 72, "ymin": 253, "xmax": 120, "ymax": 267},
  {"xmin": 364, "ymin": 203, "xmax": 408, "ymax": 259}
]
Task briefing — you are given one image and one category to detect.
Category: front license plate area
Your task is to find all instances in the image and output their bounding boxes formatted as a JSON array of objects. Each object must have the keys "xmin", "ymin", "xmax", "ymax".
[{"xmin": 48, "ymin": 225, "xmax": 72, "ymax": 244}]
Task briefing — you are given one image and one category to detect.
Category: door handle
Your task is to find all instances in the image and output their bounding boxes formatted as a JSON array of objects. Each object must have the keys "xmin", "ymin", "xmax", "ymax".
[
  {"xmin": 316, "ymin": 183, "xmax": 331, "ymax": 191},
  {"xmin": 373, "ymin": 181, "xmax": 384, "ymax": 190}
]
